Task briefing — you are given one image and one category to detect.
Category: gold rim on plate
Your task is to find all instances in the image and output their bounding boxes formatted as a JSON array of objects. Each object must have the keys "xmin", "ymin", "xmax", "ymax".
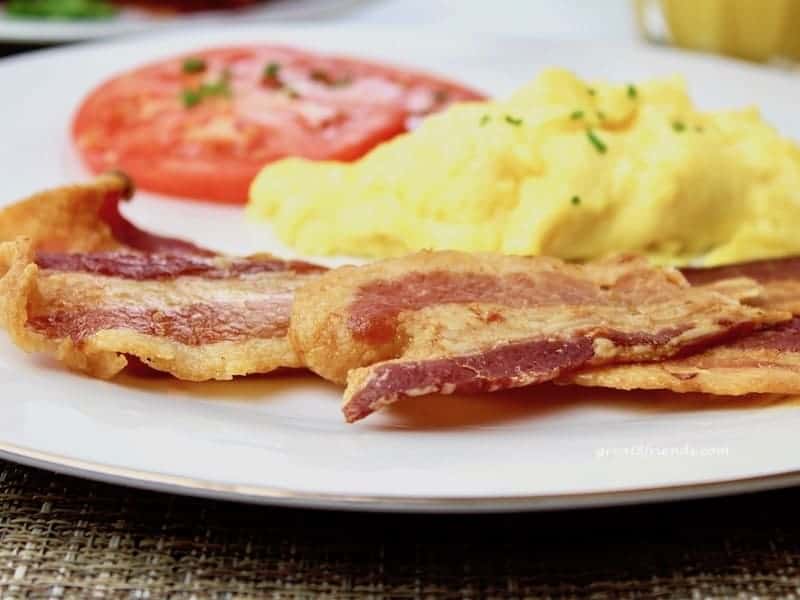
[{"xmin": 1, "ymin": 440, "xmax": 799, "ymax": 512}]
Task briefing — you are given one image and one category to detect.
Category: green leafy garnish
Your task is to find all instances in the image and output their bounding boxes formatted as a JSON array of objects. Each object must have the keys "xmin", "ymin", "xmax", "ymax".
[
  {"xmin": 181, "ymin": 71, "xmax": 232, "ymax": 108},
  {"xmin": 587, "ymin": 87, "xmax": 596, "ymax": 96},
  {"xmin": 480, "ymin": 114, "xmax": 491, "ymax": 126},
  {"xmin": 263, "ymin": 62, "xmax": 281, "ymax": 80},
  {"xmin": 505, "ymin": 115, "xmax": 523, "ymax": 126},
  {"xmin": 570, "ymin": 110, "xmax": 584, "ymax": 120},
  {"xmin": 586, "ymin": 129, "xmax": 607, "ymax": 154},
  {"xmin": 672, "ymin": 121, "xmax": 686, "ymax": 132},
  {"xmin": 181, "ymin": 88, "xmax": 202, "ymax": 109},
  {"xmin": 182, "ymin": 57, "xmax": 206, "ymax": 74},
  {"xmin": 201, "ymin": 74, "xmax": 231, "ymax": 98},
  {"xmin": 5, "ymin": 0, "xmax": 116, "ymax": 19},
  {"xmin": 627, "ymin": 84, "xmax": 637, "ymax": 99},
  {"xmin": 571, "ymin": 195, "xmax": 581, "ymax": 206}
]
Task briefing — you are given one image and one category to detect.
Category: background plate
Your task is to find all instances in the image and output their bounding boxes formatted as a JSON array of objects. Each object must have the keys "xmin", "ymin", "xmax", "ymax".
[
  {"xmin": 1, "ymin": 26, "xmax": 800, "ymax": 511},
  {"xmin": 0, "ymin": 0, "xmax": 358, "ymax": 43}
]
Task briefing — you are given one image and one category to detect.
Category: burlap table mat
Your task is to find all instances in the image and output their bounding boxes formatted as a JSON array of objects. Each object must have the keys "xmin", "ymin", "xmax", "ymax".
[{"xmin": 2, "ymin": 460, "xmax": 800, "ymax": 598}]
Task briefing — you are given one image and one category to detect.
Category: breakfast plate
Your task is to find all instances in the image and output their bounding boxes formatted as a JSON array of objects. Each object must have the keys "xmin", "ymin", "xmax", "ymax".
[{"xmin": 2, "ymin": 25, "xmax": 800, "ymax": 512}]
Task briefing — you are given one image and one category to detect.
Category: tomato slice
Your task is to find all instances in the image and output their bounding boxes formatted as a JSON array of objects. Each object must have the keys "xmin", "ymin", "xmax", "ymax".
[{"xmin": 72, "ymin": 45, "xmax": 486, "ymax": 204}]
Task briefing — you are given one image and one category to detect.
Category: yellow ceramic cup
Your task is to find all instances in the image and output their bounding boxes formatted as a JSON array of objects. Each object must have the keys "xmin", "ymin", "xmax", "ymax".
[{"xmin": 635, "ymin": 0, "xmax": 800, "ymax": 62}]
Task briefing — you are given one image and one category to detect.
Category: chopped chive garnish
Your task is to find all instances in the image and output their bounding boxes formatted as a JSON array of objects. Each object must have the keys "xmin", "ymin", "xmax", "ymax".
[
  {"xmin": 570, "ymin": 110, "xmax": 584, "ymax": 120},
  {"xmin": 571, "ymin": 195, "xmax": 581, "ymax": 206},
  {"xmin": 200, "ymin": 77, "xmax": 231, "ymax": 97},
  {"xmin": 627, "ymin": 84, "xmax": 637, "ymax": 99},
  {"xmin": 263, "ymin": 61, "xmax": 281, "ymax": 80},
  {"xmin": 182, "ymin": 57, "xmax": 206, "ymax": 74},
  {"xmin": 672, "ymin": 121, "xmax": 686, "ymax": 132},
  {"xmin": 587, "ymin": 87, "xmax": 596, "ymax": 96},
  {"xmin": 505, "ymin": 114, "xmax": 523, "ymax": 126},
  {"xmin": 480, "ymin": 114, "xmax": 491, "ymax": 126},
  {"xmin": 181, "ymin": 88, "xmax": 202, "ymax": 108},
  {"xmin": 586, "ymin": 129, "xmax": 607, "ymax": 153},
  {"xmin": 180, "ymin": 72, "xmax": 231, "ymax": 108}
]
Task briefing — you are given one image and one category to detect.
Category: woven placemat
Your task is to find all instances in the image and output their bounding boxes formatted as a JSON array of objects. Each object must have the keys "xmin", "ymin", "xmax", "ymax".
[{"xmin": 2, "ymin": 461, "xmax": 800, "ymax": 598}]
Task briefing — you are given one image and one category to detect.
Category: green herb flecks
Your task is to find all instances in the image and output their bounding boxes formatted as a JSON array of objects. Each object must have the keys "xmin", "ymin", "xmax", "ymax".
[
  {"xmin": 480, "ymin": 114, "xmax": 491, "ymax": 126},
  {"xmin": 627, "ymin": 84, "xmax": 637, "ymax": 99},
  {"xmin": 180, "ymin": 88, "xmax": 202, "ymax": 108},
  {"xmin": 571, "ymin": 195, "xmax": 581, "ymax": 206},
  {"xmin": 570, "ymin": 110, "xmax": 584, "ymax": 120},
  {"xmin": 505, "ymin": 114, "xmax": 523, "ymax": 126},
  {"xmin": 586, "ymin": 129, "xmax": 607, "ymax": 154},
  {"xmin": 182, "ymin": 57, "xmax": 206, "ymax": 74},
  {"xmin": 263, "ymin": 62, "xmax": 281, "ymax": 81},
  {"xmin": 672, "ymin": 121, "xmax": 686, "ymax": 133},
  {"xmin": 201, "ymin": 70, "xmax": 232, "ymax": 97},
  {"xmin": 587, "ymin": 87, "xmax": 596, "ymax": 96},
  {"xmin": 181, "ymin": 71, "xmax": 232, "ymax": 108}
]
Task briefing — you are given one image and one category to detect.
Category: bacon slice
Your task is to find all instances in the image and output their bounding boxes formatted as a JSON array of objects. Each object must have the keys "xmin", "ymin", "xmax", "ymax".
[
  {"xmin": 0, "ymin": 171, "xmax": 209, "ymax": 255},
  {"xmin": 0, "ymin": 238, "xmax": 323, "ymax": 380},
  {"xmin": 0, "ymin": 175, "xmax": 325, "ymax": 380},
  {"xmin": 682, "ymin": 257, "xmax": 800, "ymax": 314},
  {"xmin": 569, "ymin": 257, "xmax": 800, "ymax": 395},
  {"xmin": 289, "ymin": 251, "xmax": 784, "ymax": 422},
  {"xmin": 569, "ymin": 317, "xmax": 800, "ymax": 395}
]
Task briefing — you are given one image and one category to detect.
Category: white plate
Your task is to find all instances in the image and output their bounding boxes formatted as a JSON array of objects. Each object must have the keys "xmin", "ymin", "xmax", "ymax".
[
  {"xmin": 2, "ymin": 26, "xmax": 800, "ymax": 512},
  {"xmin": 0, "ymin": 0, "xmax": 358, "ymax": 43}
]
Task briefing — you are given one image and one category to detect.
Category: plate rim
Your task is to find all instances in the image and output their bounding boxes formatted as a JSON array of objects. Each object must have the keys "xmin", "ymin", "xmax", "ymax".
[{"xmin": 4, "ymin": 439, "xmax": 800, "ymax": 512}]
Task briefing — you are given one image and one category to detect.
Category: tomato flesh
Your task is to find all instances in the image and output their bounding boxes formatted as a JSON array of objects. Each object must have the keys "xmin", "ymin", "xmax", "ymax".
[{"xmin": 72, "ymin": 45, "xmax": 486, "ymax": 204}]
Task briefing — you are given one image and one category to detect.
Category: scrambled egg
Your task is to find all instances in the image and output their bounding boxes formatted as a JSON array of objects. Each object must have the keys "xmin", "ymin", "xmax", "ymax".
[{"xmin": 248, "ymin": 69, "xmax": 800, "ymax": 266}]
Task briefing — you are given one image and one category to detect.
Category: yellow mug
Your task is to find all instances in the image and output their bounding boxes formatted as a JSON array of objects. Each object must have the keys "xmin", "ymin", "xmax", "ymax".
[{"xmin": 635, "ymin": 0, "xmax": 800, "ymax": 62}]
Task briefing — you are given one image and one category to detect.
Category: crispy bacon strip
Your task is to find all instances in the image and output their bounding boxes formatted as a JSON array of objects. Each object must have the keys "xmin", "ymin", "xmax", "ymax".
[
  {"xmin": 0, "ymin": 172, "xmax": 209, "ymax": 255},
  {"xmin": 0, "ymin": 239, "xmax": 323, "ymax": 380},
  {"xmin": 682, "ymin": 257, "xmax": 800, "ymax": 314},
  {"xmin": 0, "ymin": 175, "xmax": 325, "ymax": 380},
  {"xmin": 569, "ymin": 257, "xmax": 800, "ymax": 395},
  {"xmin": 289, "ymin": 251, "xmax": 784, "ymax": 422},
  {"xmin": 569, "ymin": 317, "xmax": 800, "ymax": 395}
]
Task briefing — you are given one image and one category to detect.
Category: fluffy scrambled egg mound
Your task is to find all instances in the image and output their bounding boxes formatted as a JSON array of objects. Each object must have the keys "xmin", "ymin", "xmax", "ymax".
[{"xmin": 248, "ymin": 69, "xmax": 800, "ymax": 265}]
